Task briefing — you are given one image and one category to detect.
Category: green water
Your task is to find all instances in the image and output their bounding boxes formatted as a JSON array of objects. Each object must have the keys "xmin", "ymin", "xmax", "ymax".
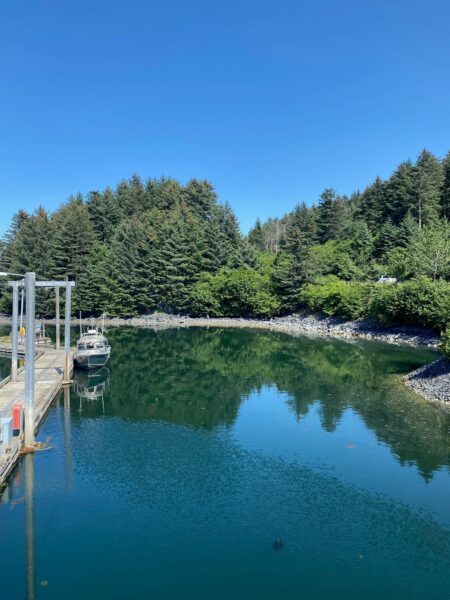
[
  {"xmin": 0, "ymin": 356, "xmax": 11, "ymax": 382},
  {"xmin": 0, "ymin": 327, "xmax": 449, "ymax": 599}
]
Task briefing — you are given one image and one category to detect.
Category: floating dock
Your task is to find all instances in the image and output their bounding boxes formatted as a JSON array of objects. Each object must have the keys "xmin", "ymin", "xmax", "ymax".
[{"xmin": 0, "ymin": 346, "xmax": 73, "ymax": 486}]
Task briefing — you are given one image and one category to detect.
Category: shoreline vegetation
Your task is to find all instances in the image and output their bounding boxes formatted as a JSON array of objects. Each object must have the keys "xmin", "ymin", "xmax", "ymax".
[{"xmin": 0, "ymin": 149, "xmax": 449, "ymax": 406}]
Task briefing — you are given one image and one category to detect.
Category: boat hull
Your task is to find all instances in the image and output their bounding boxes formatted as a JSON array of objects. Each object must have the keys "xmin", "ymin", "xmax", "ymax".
[{"xmin": 74, "ymin": 351, "xmax": 110, "ymax": 370}]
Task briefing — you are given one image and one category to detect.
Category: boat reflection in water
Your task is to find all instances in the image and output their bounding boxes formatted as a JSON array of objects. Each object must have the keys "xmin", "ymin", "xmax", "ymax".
[{"xmin": 72, "ymin": 368, "xmax": 110, "ymax": 414}]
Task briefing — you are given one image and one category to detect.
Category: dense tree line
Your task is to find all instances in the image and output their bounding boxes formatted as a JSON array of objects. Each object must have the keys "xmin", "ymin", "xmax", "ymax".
[
  {"xmin": 0, "ymin": 149, "xmax": 449, "ymax": 339},
  {"xmin": 0, "ymin": 177, "xmax": 255, "ymax": 316},
  {"xmin": 245, "ymin": 148, "xmax": 450, "ymax": 335}
]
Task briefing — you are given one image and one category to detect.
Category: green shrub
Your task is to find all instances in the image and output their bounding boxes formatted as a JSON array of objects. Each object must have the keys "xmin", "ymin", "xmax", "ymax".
[
  {"xmin": 189, "ymin": 274, "xmax": 223, "ymax": 317},
  {"xmin": 300, "ymin": 277, "xmax": 373, "ymax": 319},
  {"xmin": 299, "ymin": 276, "xmax": 450, "ymax": 329},
  {"xmin": 220, "ymin": 268, "xmax": 281, "ymax": 317},
  {"xmin": 441, "ymin": 328, "xmax": 450, "ymax": 359},
  {"xmin": 307, "ymin": 241, "xmax": 363, "ymax": 281},
  {"xmin": 370, "ymin": 277, "xmax": 450, "ymax": 330},
  {"xmin": 189, "ymin": 268, "xmax": 280, "ymax": 318}
]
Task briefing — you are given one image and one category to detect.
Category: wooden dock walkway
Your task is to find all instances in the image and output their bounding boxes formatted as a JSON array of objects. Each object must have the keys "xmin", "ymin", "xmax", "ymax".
[{"xmin": 0, "ymin": 346, "xmax": 73, "ymax": 485}]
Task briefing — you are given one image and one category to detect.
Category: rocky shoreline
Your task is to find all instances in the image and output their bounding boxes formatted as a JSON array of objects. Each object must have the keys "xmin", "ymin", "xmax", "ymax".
[
  {"xmin": 404, "ymin": 359, "xmax": 450, "ymax": 410},
  {"xmin": 64, "ymin": 311, "xmax": 441, "ymax": 348},
  {"xmin": 0, "ymin": 310, "xmax": 440, "ymax": 348},
  {"xmin": 1, "ymin": 311, "xmax": 448, "ymax": 408}
]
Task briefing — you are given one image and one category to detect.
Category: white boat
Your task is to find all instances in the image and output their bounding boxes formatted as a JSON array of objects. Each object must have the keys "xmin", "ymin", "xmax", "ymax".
[{"xmin": 73, "ymin": 327, "xmax": 111, "ymax": 370}]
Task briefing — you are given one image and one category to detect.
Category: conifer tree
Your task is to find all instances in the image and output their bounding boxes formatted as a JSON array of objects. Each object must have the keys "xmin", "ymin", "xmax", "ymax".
[
  {"xmin": 9, "ymin": 207, "xmax": 53, "ymax": 277},
  {"xmin": 248, "ymin": 218, "xmax": 264, "ymax": 250},
  {"xmin": 6, "ymin": 208, "xmax": 54, "ymax": 314},
  {"xmin": 155, "ymin": 204, "xmax": 206, "ymax": 312},
  {"xmin": 152, "ymin": 177, "xmax": 183, "ymax": 212},
  {"xmin": 384, "ymin": 160, "xmax": 417, "ymax": 224},
  {"xmin": 276, "ymin": 204, "xmax": 315, "ymax": 253},
  {"xmin": 116, "ymin": 177, "xmax": 148, "ymax": 219},
  {"xmin": 374, "ymin": 218, "xmax": 399, "ymax": 257},
  {"xmin": 129, "ymin": 174, "xmax": 148, "ymax": 214},
  {"xmin": 316, "ymin": 190, "xmax": 349, "ymax": 243},
  {"xmin": 358, "ymin": 177, "xmax": 387, "ymax": 230},
  {"xmin": 51, "ymin": 196, "xmax": 96, "ymax": 281},
  {"xmin": 341, "ymin": 220, "xmax": 373, "ymax": 263},
  {"xmin": 272, "ymin": 203, "xmax": 316, "ymax": 310},
  {"xmin": 75, "ymin": 243, "xmax": 115, "ymax": 314},
  {"xmin": 107, "ymin": 219, "xmax": 142, "ymax": 316},
  {"xmin": 317, "ymin": 188, "xmax": 337, "ymax": 243},
  {"xmin": 414, "ymin": 149, "xmax": 444, "ymax": 228},
  {"xmin": 0, "ymin": 210, "xmax": 30, "ymax": 270},
  {"xmin": 87, "ymin": 187, "xmax": 120, "ymax": 243},
  {"xmin": 398, "ymin": 213, "xmax": 419, "ymax": 247},
  {"xmin": 442, "ymin": 151, "xmax": 450, "ymax": 220},
  {"xmin": 133, "ymin": 213, "xmax": 161, "ymax": 314},
  {"xmin": 3, "ymin": 210, "xmax": 30, "ymax": 247},
  {"xmin": 183, "ymin": 179, "xmax": 216, "ymax": 220}
]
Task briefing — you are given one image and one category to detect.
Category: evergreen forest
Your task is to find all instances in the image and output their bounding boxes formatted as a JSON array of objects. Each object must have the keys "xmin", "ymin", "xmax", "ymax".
[{"xmin": 1, "ymin": 149, "xmax": 449, "ymax": 343}]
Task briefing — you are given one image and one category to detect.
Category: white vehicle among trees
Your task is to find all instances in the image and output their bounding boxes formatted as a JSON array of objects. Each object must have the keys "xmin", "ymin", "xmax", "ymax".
[{"xmin": 377, "ymin": 275, "xmax": 397, "ymax": 284}]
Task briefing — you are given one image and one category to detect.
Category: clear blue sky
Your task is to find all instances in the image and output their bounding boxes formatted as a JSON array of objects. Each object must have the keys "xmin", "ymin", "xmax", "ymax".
[{"xmin": 1, "ymin": 0, "xmax": 450, "ymax": 234}]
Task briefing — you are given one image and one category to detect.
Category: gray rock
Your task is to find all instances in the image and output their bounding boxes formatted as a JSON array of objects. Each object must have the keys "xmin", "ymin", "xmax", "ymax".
[{"xmin": 404, "ymin": 359, "xmax": 450, "ymax": 408}]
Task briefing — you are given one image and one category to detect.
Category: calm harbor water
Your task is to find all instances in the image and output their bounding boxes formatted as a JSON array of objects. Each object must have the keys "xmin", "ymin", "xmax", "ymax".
[
  {"xmin": 0, "ymin": 327, "xmax": 449, "ymax": 599},
  {"xmin": 0, "ymin": 355, "xmax": 11, "ymax": 382}
]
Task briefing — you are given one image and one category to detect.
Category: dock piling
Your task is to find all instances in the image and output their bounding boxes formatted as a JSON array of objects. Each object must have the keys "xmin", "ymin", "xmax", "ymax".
[
  {"xmin": 24, "ymin": 272, "xmax": 36, "ymax": 447},
  {"xmin": 55, "ymin": 287, "xmax": 60, "ymax": 350},
  {"xmin": 11, "ymin": 282, "xmax": 19, "ymax": 382},
  {"xmin": 63, "ymin": 279, "xmax": 72, "ymax": 385}
]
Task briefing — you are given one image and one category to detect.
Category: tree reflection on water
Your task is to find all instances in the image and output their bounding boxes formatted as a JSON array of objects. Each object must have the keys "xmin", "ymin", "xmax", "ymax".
[{"xmin": 73, "ymin": 327, "xmax": 449, "ymax": 479}]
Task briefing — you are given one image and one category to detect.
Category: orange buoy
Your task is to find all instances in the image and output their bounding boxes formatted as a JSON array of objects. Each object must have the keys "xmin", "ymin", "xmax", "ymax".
[{"xmin": 12, "ymin": 404, "xmax": 21, "ymax": 436}]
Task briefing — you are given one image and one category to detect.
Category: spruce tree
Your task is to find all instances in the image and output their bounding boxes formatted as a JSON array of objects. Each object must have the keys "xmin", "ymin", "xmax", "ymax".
[
  {"xmin": 248, "ymin": 218, "xmax": 264, "ymax": 250},
  {"xmin": 10, "ymin": 207, "xmax": 53, "ymax": 277},
  {"xmin": 107, "ymin": 219, "xmax": 142, "ymax": 316},
  {"xmin": 51, "ymin": 196, "xmax": 96, "ymax": 281},
  {"xmin": 152, "ymin": 177, "xmax": 183, "ymax": 212},
  {"xmin": 317, "ymin": 188, "xmax": 336, "ymax": 243},
  {"xmin": 272, "ymin": 203, "xmax": 316, "ymax": 310},
  {"xmin": 133, "ymin": 213, "xmax": 160, "ymax": 314},
  {"xmin": 317, "ymin": 190, "xmax": 349, "ymax": 242},
  {"xmin": 358, "ymin": 177, "xmax": 387, "ymax": 230},
  {"xmin": 440, "ymin": 151, "xmax": 450, "ymax": 219},
  {"xmin": 183, "ymin": 179, "xmax": 216, "ymax": 220},
  {"xmin": 384, "ymin": 160, "xmax": 417, "ymax": 224},
  {"xmin": 115, "ymin": 175, "xmax": 149, "ymax": 219},
  {"xmin": 398, "ymin": 213, "xmax": 419, "ymax": 247},
  {"xmin": 75, "ymin": 243, "xmax": 115, "ymax": 314},
  {"xmin": 414, "ymin": 149, "xmax": 444, "ymax": 228},
  {"xmin": 87, "ymin": 187, "xmax": 120, "ymax": 243},
  {"xmin": 7, "ymin": 208, "xmax": 54, "ymax": 314},
  {"xmin": 374, "ymin": 218, "xmax": 399, "ymax": 257},
  {"xmin": 0, "ymin": 210, "xmax": 30, "ymax": 270},
  {"xmin": 155, "ymin": 204, "xmax": 206, "ymax": 312}
]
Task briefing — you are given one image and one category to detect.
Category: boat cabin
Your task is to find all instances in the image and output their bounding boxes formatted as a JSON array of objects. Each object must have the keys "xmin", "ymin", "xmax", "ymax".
[{"xmin": 76, "ymin": 329, "xmax": 108, "ymax": 351}]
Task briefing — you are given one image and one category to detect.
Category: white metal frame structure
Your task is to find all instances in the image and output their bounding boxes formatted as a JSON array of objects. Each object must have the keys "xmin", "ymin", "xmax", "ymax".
[{"xmin": 8, "ymin": 275, "xmax": 75, "ymax": 446}]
